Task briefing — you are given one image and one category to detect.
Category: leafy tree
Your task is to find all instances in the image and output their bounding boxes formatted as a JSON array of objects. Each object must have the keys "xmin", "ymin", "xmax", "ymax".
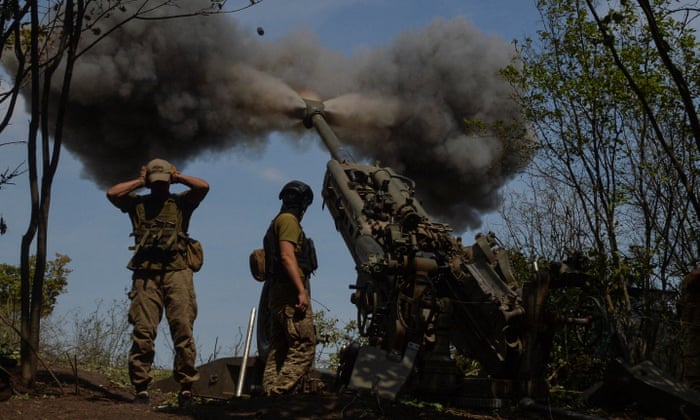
[
  {"xmin": 499, "ymin": 0, "xmax": 698, "ymax": 376},
  {"xmin": 0, "ymin": 253, "xmax": 71, "ymax": 354}
]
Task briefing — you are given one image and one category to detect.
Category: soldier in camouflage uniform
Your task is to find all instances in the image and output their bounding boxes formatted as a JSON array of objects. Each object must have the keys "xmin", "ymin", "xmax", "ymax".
[
  {"xmin": 107, "ymin": 158, "xmax": 209, "ymax": 406},
  {"xmin": 261, "ymin": 180, "xmax": 318, "ymax": 395}
]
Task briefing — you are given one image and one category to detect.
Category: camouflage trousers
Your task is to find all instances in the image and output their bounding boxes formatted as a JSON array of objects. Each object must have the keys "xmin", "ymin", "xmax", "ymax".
[
  {"xmin": 127, "ymin": 268, "xmax": 200, "ymax": 391},
  {"xmin": 262, "ymin": 304, "xmax": 316, "ymax": 395}
]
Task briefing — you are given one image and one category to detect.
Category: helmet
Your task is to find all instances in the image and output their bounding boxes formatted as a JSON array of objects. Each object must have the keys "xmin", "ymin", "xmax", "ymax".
[{"xmin": 279, "ymin": 180, "xmax": 313, "ymax": 208}]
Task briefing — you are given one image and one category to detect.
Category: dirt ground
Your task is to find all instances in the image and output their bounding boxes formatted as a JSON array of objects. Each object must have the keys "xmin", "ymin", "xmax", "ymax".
[
  {"xmin": 0, "ymin": 367, "xmax": 563, "ymax": 420},
  {"xmin": 0, "ymin": 366, "xmax": 670, "ymax": 419}
]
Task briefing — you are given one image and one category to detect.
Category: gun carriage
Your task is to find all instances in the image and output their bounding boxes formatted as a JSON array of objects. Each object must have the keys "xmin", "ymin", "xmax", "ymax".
[{"xmin": 300, "ymin": 99, "xmax": 584, "ymax": 401}]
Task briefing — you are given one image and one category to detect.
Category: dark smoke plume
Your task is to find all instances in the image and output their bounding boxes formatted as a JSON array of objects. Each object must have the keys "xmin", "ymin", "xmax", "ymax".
[{"xmin": 16, "ymin": 1, "xmax": 533, "ymax": 230}]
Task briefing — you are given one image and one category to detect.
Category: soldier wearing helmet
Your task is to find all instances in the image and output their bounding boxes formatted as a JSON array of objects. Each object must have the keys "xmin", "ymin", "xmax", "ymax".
[
  {"xmin": 106, "ymin": 158, "xmax": 209, "ymax": 407},
  {"xmin": 261, "ymin": 180, "xmax": 318, "ymax": 395}
]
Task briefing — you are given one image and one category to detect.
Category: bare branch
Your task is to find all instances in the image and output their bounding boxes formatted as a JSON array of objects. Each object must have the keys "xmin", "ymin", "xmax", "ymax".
[
  {"xmin": 0, "ymin": 161, "xmax": 26, "ymax": 189},
  {"xmin": 76, "ymin": 0, "xmax": 264, "ymax": 59}
]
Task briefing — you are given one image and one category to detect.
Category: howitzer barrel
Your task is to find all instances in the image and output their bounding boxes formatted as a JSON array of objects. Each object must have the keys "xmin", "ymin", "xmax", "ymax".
[
  {"xmin": 303, "ymin": 99, "xmax": 353, "ymax": 162},
  {"xmin": 324, "ymin": 158, "xmax": 385, "ymax": 267}
]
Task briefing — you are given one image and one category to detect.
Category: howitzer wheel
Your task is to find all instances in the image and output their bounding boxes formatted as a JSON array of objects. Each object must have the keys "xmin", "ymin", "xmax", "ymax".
[
  {"xmin": 356, "ymin": 283, "xmax": 379, "ymax": 337},
  {"xmin": 574, "ymin": 295, "xmax": 608, "ymax": 350},
  {"xmin": 335, "ymin": 341, "xmax": 360, "ymax": 388}
]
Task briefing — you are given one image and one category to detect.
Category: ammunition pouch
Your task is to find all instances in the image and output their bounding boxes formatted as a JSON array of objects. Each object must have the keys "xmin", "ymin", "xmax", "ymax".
[
  {"xmin": 185, "ymin": 235, "xmax": 204, "ymax": 272},
  {"xmin": 130, "ymin": 219, "xmax": 181, "ymax": 255},
  {"xmin": 263, "ymin": 237, "xmax": 317, "ymax": 281},
  {"xmin": 296, "ymin": 238, "xmax": 318, "ymax": 276}
]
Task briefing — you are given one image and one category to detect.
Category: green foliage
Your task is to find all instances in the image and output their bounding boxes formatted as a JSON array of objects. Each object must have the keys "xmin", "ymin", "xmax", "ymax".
[
  {"xmin": 0, "ymin": 254, "xmax": 71, "ymax": 319},
  {"xmin": 313, "ymin": 310, "xmax": 364, "ymax": 370},
  {"xmin": 0, "ymin": 254, "xmax": 71, "ymax": 354},
  {"xmin": 497, "ymin": 0, "xmax": 697, "ymax": 385}
]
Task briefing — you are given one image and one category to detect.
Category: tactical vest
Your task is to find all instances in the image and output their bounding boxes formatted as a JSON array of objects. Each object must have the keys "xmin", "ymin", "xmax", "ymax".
[
  {"xmin": 127, "ymin": 195, "xmax": 188, "ymax": 271},
  {"xmin": 263, "ymin": 214, "xmax": 318, "ymax": 280}
]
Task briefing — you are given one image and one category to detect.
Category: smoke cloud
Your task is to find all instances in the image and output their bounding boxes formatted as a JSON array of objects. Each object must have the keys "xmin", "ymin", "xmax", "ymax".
[{"xmin": 25, "ymin": 1, "xmax": 533, "ymax": 230}]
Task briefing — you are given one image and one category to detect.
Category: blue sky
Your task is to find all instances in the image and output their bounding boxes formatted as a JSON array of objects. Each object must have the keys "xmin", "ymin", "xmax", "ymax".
[{"xmin": 0, "ymin": 0, "xmax": 541, "ymax": 367}]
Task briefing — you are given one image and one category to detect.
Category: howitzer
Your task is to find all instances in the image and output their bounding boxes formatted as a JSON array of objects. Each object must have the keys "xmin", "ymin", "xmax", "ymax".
[
  {"xmin": 152, "ymin": 99, "xmax": 700, "ymax": 416},
  {"xmin": 301, "ymin": 98, "xmax": 586, "ymax": 402}
]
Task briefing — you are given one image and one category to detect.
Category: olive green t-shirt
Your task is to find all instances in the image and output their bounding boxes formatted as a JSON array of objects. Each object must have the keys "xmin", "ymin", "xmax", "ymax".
[{"xmin": 275, "ymin": 213, "xmax": 303, "ymax": 251}]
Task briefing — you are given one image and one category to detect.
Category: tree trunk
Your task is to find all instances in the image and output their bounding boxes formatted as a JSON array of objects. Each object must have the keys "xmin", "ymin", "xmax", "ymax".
[{"xmin": 19, "ymin": 0, "xmax": 41, "ymax": 386}]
